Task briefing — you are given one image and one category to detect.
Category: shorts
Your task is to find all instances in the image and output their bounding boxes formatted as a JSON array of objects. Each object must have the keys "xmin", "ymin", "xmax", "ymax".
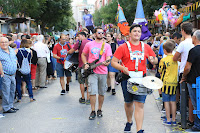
[
  {"xmin": 31, "ymin": 64, "xmax": 37, "ymax": 80},
  {"xmin": 88, "ymin": 73, "xmax": 107, "ymax": 95},
  {"xmin": 121, "ymin": 80, "xmax": 147, "ymax": 103},
  {"xmin": 56, "ymin": 62, "xmax": 72, "ymax": 77},
  {"xmin": 108, "ymin": 56, "xmax": 119, "ymax": 73},
  {"xmin": 77, "ymin": 68, "xmax": 88, "ymax": 85},
  {"xmin": 162, "ymin": 92, "xmax": 176, "ymax": 102}
]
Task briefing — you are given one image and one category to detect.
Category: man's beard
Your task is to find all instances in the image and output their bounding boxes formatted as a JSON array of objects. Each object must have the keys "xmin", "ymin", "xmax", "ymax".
[{"xmin": 96, "ymin": 37, "xmax": 103, "ymax": 40}]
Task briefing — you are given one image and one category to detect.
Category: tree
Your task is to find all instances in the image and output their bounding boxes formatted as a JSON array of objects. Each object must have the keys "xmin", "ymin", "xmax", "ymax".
[{"xmin": 0, "ymin": 0, "xmax": 73, "ymax": 33}]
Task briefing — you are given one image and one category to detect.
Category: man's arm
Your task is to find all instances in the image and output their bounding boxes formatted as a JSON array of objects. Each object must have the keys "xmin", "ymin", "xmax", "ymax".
[
  {"xmin": 68, "ymin": 48, "xmax": 75, "ymax": 54},
  {"xmin": 173, "ymin": 52, "xmax": 181, "ymax": 61},
  {"xmin": 53, "ymin": 54, "xmax": 61, "ymax": 60},
  {"xmin": 81, "ymin": 52, "xmax": 89, "ymax": 69},
  {"xmin": 111, "ymin": 56, "xmax": 129, "ymax": 75},
  {"xmin": 180, "ymin": 61, "xmax": 192, "ymax": 83},
  {"xmin": 148, "ymin": 56, "xmax": 158, "ymax": 65},
  {"xmin": 0, "ymin": 61, "xmax": 4, "ymax": 77}
]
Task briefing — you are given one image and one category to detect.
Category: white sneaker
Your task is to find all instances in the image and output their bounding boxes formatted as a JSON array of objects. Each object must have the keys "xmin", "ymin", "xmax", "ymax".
[
  {"xmin": 22, "ymin": 94, "xmax": 29, "ymax": 97},
  {"xmin": 0, "ymin": 113, "xmax": 5, "ymax": 118}
]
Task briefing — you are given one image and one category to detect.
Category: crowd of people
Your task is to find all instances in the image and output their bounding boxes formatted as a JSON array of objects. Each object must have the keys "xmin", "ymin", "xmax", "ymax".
[{"xmin": 0, "ymin": 21, "xmax": 200, "ymax": 133}]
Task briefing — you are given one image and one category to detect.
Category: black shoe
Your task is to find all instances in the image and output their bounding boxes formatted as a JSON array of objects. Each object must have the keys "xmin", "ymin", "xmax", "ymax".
[
  {"xmin": 97, "ymin": 110, "xmax": 103, "ymax": 117},
  {"xmin": 137, "ymin": 129, "xmax": 144, "ymax": 133},
  {"xmin": 40, "ymin": 86, "xmax": 47, "ymax": 88},
  {"xmin": 3, "ymin": 109, "xmax": 16, "ymax": 113},
  {"xmin": 112, "ymin": 89, "xmax": 116, "ymax": 95},
  {"xmin": 11, "ymin": 107, "xmax": 19, "ymax": 111},
  {"xmin": 107, "ymin": 87, "xmax": 111, "ymax": 92},
  {"xmin": 89, "ymin": 111, "xmax": 96, "ymax": 120},
  {"xmin": 61, "ymin": 90, "xmax": 66, "ymax": 95},
  {"xmin": 124, "ymin": 122, "xmax": 133, "ymax": 132},
  {"xmin": 84, "ymin": 87, "xmax": 87, "ymax": 92},
  {"xmin": 188, "ymin": 120, "xmax": 194, "ymax": 127},
  {"xmin": 79, "ymin": 97, "xmax": 85, "ymax": 104},
  {"xmin": 191, "ymin": 125, "xmax": 200, "ymax": 131},
  {"xmin": 66, "ymin": 84, "xmax": 69, "ymax": 92}
]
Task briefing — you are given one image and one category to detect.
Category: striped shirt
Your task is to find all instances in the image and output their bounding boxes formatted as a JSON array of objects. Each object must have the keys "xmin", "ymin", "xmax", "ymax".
[
  {"xmin": 0, "ymin": 47, "xmax": 17, "ymax": 75},
  {"xmin": 159, "ymin": 55, "xmax": 178, "ymax": 95}
]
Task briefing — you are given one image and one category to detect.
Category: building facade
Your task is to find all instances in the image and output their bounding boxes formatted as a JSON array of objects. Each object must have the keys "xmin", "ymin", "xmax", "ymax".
[{"xmin": 72, "ymin": 0, "xmax": 95, "ymax": 29}]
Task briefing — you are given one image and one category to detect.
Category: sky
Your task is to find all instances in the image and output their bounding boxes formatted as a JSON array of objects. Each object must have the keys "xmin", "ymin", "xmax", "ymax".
[{"xmin": 72, "ymin": 0, "xmax": 95, "ymax": 6}]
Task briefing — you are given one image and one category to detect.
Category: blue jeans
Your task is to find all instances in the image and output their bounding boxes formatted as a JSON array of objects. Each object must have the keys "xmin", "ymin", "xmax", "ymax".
[
  {"xmin": 121, "ymin": 80, "xmax": 147, "ymax": 103},
  {"xmin": 1, "ymin": 74, "xmax": 16, "ymax": 112},
  {"xmin": 187, "ymin": 83, "xmax": 200, "ymax": 129},
  {"xmin": 16, "ymin": 71, "xmax": 33, "ymax": 99}
]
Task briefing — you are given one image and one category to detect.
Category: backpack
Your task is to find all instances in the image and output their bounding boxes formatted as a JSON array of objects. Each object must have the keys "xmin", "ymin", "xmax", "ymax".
[{"xmin": 18, "ymin": 49, "xmax": 31, "ymax": 75}]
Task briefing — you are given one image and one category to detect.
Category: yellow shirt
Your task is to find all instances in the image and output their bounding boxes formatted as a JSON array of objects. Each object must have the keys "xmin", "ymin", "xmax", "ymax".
[{"xmin": 159, "ymin": 55, "xmax": 178, "ymax": 95}]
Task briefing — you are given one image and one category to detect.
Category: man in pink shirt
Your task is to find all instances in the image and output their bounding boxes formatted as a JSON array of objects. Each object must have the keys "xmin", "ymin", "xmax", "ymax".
[
  {"xmin": 68, "ymin": 32, "xmax": 90, "ymax": 104},
  {"xmin": 82, "ymin": 27, "xmax": 112, "ymax": 120}
]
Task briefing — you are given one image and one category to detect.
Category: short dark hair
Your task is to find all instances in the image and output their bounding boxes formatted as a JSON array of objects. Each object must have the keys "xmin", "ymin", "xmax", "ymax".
[
  {"xmin": 93, "ymin": 27, "xmax": 103, "ymax": 33},
  {"xmin": 78, "ymin": 32, "xmax": 87, "ymax": 37},
  {"xmin": 163, "ymin": 39, "xmax": 176, "ymax": 53},
  {"xmin": 181, "ymin": 22, "xmax": 193, "ymax": 35},
  {"xmin": 130, "ymin": 24, "xmax": 141, "ymax": 33},
  {"xmin": 26, "ymin": 35, "xmax": 31, "ymax": 39},
  {"xmin": 172, "ymin": 32, "xmax": 182, "ymax": 39}
]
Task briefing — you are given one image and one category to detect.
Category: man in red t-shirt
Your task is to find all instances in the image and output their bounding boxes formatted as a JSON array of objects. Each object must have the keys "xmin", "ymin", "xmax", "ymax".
[
  {"xmin": 68, "ymin": 32, "xmax": 90, "ymax": 104},
  {"xmin": 53, "ymin": 34, "xmax": 72, "ymax": 95},
  {"xmin": 111, "ymin": 24, "xmax": 158, "ymax": 133}
]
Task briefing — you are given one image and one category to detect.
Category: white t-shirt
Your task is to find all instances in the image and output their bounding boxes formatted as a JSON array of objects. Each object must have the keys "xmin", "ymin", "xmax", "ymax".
[{"xmin": 176, "ymin": 38, "xmax": 194, "ymax": 73}]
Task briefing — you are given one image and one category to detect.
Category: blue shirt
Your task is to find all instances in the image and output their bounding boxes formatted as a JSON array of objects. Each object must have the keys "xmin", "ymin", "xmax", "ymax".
[
  {"xmin": 0, "ymin": 47, "xmax": 17, "ymax": 75},
  {"xmin": 14, "ymin": 39, "xmax": 21, "ymax": 49},
  {"xmin": 83, "ymin": 14, "xmax": 93, "ymax": 26},
  {"xmin": 158, "ymin": 43, "xmax": 164, "ymax": 57}
]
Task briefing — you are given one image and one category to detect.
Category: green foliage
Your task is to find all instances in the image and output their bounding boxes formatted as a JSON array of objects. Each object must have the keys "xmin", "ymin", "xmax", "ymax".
[{"xmin": 0, "ymin": 0, "xmax": 73, "ymax": 32}]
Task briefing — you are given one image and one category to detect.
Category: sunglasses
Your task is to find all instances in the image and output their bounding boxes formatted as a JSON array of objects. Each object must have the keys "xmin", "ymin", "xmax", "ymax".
[{"xmin": 97, "ymin": 32, "xmax": 104, "ymax": 35}]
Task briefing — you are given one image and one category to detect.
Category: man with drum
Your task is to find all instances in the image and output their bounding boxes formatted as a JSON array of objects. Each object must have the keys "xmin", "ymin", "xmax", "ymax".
[
  {"xmin": 111, "ymin": 24, "xmax": 157, "ymax": 133},
  {"xmin": 53, "ymin": 34, "xmax": 72, "ymax": 95},
  {"xmin": 68, "ymin": 32, "xmax": 90, "ymax": 104}
]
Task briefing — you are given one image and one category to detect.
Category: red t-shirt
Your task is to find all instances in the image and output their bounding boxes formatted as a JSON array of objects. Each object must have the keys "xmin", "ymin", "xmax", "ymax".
[
  {"xmin": 114, "ymin": 41, "xmax": 156, "ymax": 74},
  {"xmin": 53, "ymin": 43, "xmax": 71, "ymax": 64}
]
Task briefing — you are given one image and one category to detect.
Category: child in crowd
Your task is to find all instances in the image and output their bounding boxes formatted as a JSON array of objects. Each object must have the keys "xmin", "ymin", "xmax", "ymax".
[{"xmin": 159, "ymin": 39, "xmax": 178, "ymax": 126}]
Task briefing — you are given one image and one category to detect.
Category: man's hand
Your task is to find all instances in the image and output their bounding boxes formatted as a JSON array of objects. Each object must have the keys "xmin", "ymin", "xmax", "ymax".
[
  {"xmin": 60, "ymin": 57, "xmax": 65, "ymax": 61},
  {"xmin": 180, "ymin": 76, "xmax": 187, "ymax": 83},
  {"xmin": 123, "ymin": 66, "xmax": 129, "ymax": 75},
  {"xmin": 1, "ymin": 72, "xmax": 4, "ymax": 77},
  {"xmin": 84, "ymin": 63, "xmax": 89, "ymax": 70},
  {"xmin": 102, "ymin": 61, "xmax": 110, "ymax": 66}
]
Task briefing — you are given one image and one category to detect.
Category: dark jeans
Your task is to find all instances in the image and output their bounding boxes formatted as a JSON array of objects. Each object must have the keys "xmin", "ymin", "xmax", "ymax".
[
  {"xmin": 16, "ymin": 71, "xmax": 33, "ymax": 99},
  {"xmin": 187, "ymin": 83, "xmax": 200, "ymax": 129},
  {"xmin": 86, "ymin": 25, "xmax": 94, "ymax": 34}
]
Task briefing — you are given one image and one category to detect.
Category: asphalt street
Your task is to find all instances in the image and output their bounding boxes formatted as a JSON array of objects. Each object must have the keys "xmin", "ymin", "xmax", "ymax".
[{"xmin": 0, "ymin": 72, "xmax": 194, "ymax": 133}]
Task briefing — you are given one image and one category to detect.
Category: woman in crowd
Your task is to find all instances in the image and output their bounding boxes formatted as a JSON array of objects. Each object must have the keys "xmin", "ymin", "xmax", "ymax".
[
  {"xmin": 106, "ymin": 32, "xmax": 118, "ymax": 95},
  {"xmin": 16, "ymin": 39, "xmax": 35, "ymax": 102},
  {"xmin": 117, "ymin": 33, "xmax": 125, "ymax": 46}
]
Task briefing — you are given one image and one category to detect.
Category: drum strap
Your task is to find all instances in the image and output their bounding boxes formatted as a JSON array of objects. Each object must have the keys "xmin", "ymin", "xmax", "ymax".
[{"xmin": 126, "ymin": 41, "xmax": 144, "ymax": 70}]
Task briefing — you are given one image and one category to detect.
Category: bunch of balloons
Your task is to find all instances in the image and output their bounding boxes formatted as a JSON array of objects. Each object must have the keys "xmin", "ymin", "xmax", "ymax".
[{"xmin": 154, "ymin": 3, "xmax": 190, "ymax": 29}]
